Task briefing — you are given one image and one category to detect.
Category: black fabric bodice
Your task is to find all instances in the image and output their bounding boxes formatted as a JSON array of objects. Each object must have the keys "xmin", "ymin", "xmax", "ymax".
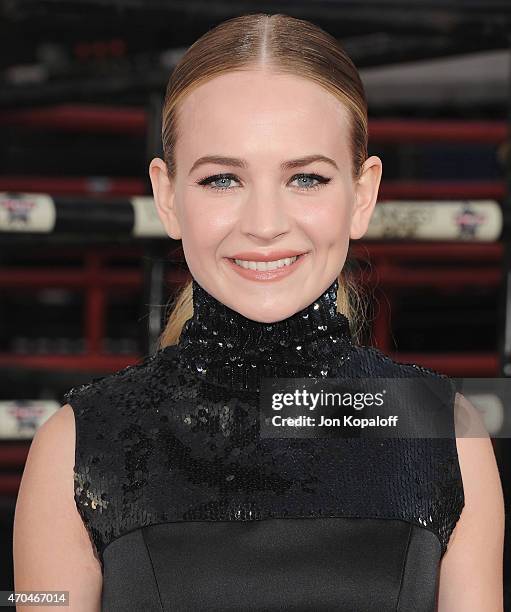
[{"xmin": 64, "ymin": 277, "xmax": 465, "ymax": 611}]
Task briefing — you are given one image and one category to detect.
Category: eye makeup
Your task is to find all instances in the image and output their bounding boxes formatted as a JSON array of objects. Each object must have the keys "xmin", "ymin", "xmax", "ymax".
[{"xmin": 195, "ymin": 172, "xmax": 332, "ymax": 192}]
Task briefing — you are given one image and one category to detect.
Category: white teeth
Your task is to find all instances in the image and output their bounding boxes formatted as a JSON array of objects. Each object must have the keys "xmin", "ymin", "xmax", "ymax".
[{"xmin": 233, "ymin": 255, "xmax": 299, "ymax": 271}]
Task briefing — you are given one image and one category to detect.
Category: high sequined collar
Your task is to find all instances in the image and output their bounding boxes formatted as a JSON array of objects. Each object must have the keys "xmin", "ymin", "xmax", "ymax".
[{"xmin": 176, "ymin": 277, "xmax": 354, "ymax": 392}]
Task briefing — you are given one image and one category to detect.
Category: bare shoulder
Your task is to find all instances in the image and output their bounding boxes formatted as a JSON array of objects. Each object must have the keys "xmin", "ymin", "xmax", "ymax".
[
  {"xmin": 437, "ymin": 392, "xmax": 505, "ymax": 611},
  {"xmin": 36, "ymin": 402, "xmax": 76, "ymax": 447},
  {"xmin": 14, "ymin": 404, "xmax": 102, "ymax": 611}
]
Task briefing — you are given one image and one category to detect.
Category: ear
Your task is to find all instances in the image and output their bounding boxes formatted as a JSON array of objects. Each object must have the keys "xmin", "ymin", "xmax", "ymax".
[
  {"xmin": 148, "ymin": 157, "xmax": 182, "ymax": 240},
  {"xmin": 350, "ymin": 155, "xmax": 383, "ymax": 240}
]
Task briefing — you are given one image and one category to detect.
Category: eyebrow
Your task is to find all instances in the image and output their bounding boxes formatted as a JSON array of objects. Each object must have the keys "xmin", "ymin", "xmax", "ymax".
[{"xmin": 188, "ymin": 154, "xmax": 339, "ymax": 175}]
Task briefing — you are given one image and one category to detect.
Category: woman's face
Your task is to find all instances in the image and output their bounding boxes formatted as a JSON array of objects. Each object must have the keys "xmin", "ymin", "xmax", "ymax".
[{"xmin": 150, "ymin": 69, "xmax": 382, "ymax": 323}]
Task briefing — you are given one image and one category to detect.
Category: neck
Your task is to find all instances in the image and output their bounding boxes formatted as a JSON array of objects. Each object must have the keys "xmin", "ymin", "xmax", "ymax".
[{"xmin": 177, "ymin": 277, "xmax": 354, "ymax": 392}]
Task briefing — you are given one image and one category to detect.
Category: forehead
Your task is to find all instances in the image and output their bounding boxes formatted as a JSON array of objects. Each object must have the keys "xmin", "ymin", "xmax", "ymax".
[{"xmin": 176, "ymin": 70, "xmax": 351, "ymax": 163}]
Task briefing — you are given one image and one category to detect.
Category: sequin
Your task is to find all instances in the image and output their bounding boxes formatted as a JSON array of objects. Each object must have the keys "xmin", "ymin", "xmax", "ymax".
[{"xmin": 64, "ymin": 277, "xmax": 464, "ymax": 571}]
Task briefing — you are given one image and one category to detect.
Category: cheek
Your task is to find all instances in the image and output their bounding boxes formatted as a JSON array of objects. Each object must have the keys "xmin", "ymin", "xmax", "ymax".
[
  {"xmin": 299, "ymin": 196, "xmax": 352, "ymax": 246},
  {"xmin": 180, "ymin": 198, "xmax": 233, "ymax": 253}
]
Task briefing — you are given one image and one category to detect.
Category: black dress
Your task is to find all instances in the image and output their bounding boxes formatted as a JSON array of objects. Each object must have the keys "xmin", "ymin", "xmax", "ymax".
[{"xmin": 64, "ymin": 278, "xmax": 464, "ymax": 611}]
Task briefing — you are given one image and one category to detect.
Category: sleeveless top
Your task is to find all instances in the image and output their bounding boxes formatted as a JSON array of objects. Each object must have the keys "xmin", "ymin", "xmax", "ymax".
[{"xmin": 63, "ymin": 277, "xmax": 465, "ymax": 612}]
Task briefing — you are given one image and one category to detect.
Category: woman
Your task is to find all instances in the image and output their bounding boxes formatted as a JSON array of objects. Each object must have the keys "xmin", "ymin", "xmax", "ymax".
[{"xmin": 14, "ymin": 12, "xmax": 504, "ymax": 611}]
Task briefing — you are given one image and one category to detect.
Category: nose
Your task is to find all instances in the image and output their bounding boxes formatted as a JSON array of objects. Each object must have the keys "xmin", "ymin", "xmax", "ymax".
[{"xmin": 239, "ymin": 189, "xmax": 291, "ymax": 241}]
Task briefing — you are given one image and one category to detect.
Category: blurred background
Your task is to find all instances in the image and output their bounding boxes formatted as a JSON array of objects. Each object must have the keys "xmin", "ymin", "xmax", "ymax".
[{"xmin": 0, "ymin": 0, "xmax": 510, "ymax": 606}]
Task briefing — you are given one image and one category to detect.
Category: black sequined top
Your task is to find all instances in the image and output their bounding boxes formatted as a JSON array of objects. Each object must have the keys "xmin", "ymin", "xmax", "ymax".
[{"xmin": 64, "ymin": 277, "xmax": 464, "ymax": 612}]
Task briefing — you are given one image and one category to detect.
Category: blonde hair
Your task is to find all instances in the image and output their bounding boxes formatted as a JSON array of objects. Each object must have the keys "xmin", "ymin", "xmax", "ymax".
[{"xmin": 157, "ymin": 13, "xmax": 368, "ymax": 349}]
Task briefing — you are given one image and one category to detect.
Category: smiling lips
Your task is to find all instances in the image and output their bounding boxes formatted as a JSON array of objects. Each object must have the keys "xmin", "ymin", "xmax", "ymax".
[{"xmin": 226, "ymin": 250, "xmax": 309, "ymax": 281}]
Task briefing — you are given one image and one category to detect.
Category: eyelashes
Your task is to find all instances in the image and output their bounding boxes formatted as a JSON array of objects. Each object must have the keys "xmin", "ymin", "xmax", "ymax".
[{"xmin": 195, "ymin": 172, "xmax": 332, "ymax": 192}]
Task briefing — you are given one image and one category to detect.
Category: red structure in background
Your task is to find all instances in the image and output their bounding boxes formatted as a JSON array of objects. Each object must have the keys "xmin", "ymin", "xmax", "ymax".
[
  {"xmin": 0, "ymin": 106, "xmax": 505, "ymax": 375},
  {"xmin": 0, "ymin": 241, "xmax": 502, "ymax": 376}
]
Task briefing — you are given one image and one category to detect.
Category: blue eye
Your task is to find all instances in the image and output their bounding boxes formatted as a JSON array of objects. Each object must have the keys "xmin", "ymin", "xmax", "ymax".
[
  {"xmin": 197, "ymin": 174, "xmax": 240, "ymax": 190},
  {"xmin": 291, "ymin": 173, "xmax": 329, "ymax": 191},
  {"xmin": 196, "ymin": 172, "xmax": 331, "ymax": 192}
]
